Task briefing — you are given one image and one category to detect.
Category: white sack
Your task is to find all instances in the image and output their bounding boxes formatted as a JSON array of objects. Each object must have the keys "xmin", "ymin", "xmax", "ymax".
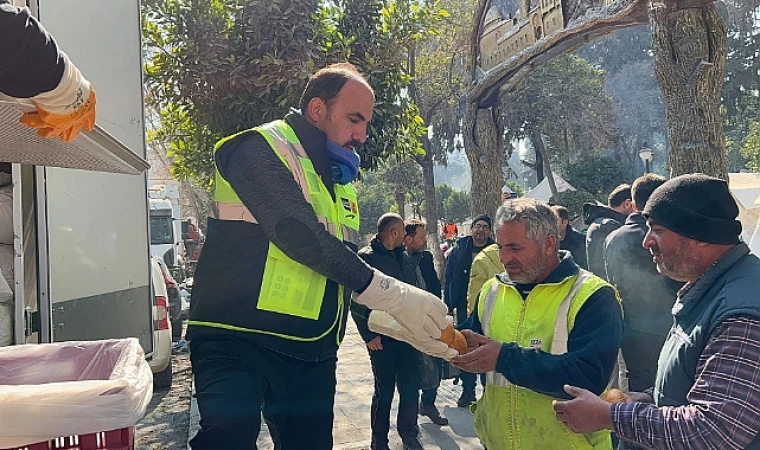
[{"xmin": 0, "ymin": 338, "xmax": 152, "ymax": 448}]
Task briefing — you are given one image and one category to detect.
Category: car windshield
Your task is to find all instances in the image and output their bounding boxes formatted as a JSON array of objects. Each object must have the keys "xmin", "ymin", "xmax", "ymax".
[{"xmin": 150, "ymin": 216, "xmax": 174, "ymax": 245}]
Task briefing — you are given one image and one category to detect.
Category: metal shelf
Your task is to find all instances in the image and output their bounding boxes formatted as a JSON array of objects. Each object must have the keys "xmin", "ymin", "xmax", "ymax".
[{"xmin": 0, "ymin": 101, "xmax": 149, "ymax": 175}]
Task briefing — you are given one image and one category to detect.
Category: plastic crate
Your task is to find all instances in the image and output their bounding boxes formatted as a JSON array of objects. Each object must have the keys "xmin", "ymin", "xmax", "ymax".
[{"xmin": 4, "ymin": 427, "xmax": 134, "ymax": 450}]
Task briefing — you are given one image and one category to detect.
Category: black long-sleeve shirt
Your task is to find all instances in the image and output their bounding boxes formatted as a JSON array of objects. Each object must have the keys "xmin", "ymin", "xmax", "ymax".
[
  {"xmin": 460, "ymin": 252, "xmax": 623, "ymax": 400},
  {"xmin": 0, "ymin": 1, "xmax": 65, "ymax": 98}
]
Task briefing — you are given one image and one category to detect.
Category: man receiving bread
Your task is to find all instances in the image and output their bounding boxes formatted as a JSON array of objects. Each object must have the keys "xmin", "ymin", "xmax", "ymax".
[{"xmin": 451, "ymin": 199, "xmax": 623, "ymax": 450}]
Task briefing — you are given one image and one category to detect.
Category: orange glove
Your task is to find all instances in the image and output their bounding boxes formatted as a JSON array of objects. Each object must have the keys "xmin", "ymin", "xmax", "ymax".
[{"xmin": 20, "ymin": 88, "xmax": 96, "ymax": 142}]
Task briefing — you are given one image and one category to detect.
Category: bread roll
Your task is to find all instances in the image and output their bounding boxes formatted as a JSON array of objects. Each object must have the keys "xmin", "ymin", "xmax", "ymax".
[
  {"xmin": 601, "ymin": 388, "xmax": 629, "ymax": 403},
  {"xmin": 438, "ymin": 324, "xmax": 467, "ymax": 355}
]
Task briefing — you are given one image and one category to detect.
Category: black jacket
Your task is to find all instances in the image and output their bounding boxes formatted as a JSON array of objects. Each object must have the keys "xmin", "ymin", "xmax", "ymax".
[
  {"xmin": 0, "ymin": 1, "xmax": 65, "ymax": 98},
  {"xmin": 406, "ymin": 250, "xmax": 441, "ymax": 298},
  {"xmin": 560, "ymin": 225, "xmax": 587, "ymax": 271},
  {"xmin": 604, "ymin": 212, "xmax": 682, "ymax": 391},
  {"xmin": 583, "ymin": 203, "xmax": 627, "ymax": 279},
  {"xmin": 350, "ymin": 237, "xmax": 416, "ymax": 343},
  {"xmin": 444, "ymin": 235, "xmax": 495, "ymax": 317}
]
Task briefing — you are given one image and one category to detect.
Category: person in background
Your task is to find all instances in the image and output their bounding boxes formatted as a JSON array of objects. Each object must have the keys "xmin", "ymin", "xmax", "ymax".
[
  {"xmin": 603, "ymin": 174, "xmax": 681, "ymax": 396},
  {"xmin": 552, "ymin": 205, "xmax": 588, "ymax": 270},
  {"xmin": 1, "ymin": 1, "xmax": 96, "ymax": 141},
  {"xmin": 404, "ymin": 219, "xmax": 448, "ymax": 426},
  {"xmin": 555, "ymin": 174, "xmax": 760, "ymax": 450},
  {"xmin": 444, "ymin": 214, "xmax": 495, "ymax": 407},
  {"xmin": 351, "ymin": 213, "xmax": 425, "ymax": 450},
  {"xmin": 583, "ymin": 185, "xmax": 634, "ymax": 278}
]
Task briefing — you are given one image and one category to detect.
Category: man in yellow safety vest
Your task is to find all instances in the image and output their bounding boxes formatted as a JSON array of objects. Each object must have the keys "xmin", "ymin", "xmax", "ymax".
[
  {"xmin": 186, "ymin": 63, "xmax": 457, "ymax": 450},
  {"xmin": 451, "ymin": 198, "xmax": 623, "ymax": 449}
]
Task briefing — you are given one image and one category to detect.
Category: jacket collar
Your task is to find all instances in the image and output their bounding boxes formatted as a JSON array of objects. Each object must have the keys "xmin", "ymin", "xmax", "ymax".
[
  {"xmin": 504, "ymin": 251, "xmax": 580, "ymax": 291},
  {"xmin": 625, "ymin": 212, "xmax": 647, "ymax": 227},
  {"xmin": 370, "ymin": 235, "xmax": 404, "ymax": 261}
]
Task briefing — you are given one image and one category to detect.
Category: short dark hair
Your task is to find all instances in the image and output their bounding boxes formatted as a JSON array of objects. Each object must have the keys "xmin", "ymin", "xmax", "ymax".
[
  {"xmin": 551, "ymin": 205, "xmax": 569, "ymax": 221},
  {"xmin": 404, "ymin": 219, "xmax": 425, "ymax": 237},
  {"xmin": 632, "ymin": 174, "xmax": 666, "ymax": 210},
  {"xmin": 608, "ymin": 184, "xmax": 632, "ymax": 207},
  {"xmin": 299, "ymin": 63, "xmax": 370, "ymax": 112},
  {"xmin": 377, "ymin": 213, "xmax": 404, "ymax": 234}
]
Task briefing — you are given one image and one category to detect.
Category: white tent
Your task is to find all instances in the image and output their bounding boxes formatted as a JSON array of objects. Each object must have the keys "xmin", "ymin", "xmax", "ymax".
[
  {"xmin": 526, "ymin": 174, "xmax": 576, "ymax": 202},
  {"xmin": 729, "ymin": 173, "xmax": 760, "ymax": 255}
]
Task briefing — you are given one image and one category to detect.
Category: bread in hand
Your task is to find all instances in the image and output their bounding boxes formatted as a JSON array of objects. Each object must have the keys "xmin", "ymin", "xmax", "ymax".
[
  {"xmin": 601, "ymin": 388, "xmax": 629, "ymax": 403},
  {"xmin": 438, "ymin": 324, "xmax": 467, "ymax": 355}
]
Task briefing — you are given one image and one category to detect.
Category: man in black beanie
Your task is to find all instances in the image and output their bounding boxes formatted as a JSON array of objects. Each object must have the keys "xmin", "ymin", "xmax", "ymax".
[
  {"xmin": 554, "ymin": 173, "xmax": 760, "ymax": 450},
  {"xmin": 444, "ymin": 213, "xmax": 494, "ymax": 407}
]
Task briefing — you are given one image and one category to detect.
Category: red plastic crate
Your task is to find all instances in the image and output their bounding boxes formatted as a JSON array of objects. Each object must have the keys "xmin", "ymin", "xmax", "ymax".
[{"xmin": 4, "ymin": 427, "xmax": 134, "ymax": 450}]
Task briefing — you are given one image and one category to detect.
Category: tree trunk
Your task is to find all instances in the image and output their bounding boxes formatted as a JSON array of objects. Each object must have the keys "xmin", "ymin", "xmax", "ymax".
[
  {"xmin": 418, "ymin": 138, "xmax": 446, "ymax": 277},
  {"xmin": 532, "ymin": 128, "xmax": 559, "ymax": 201},
  {"xmin": 649, "ymin": 1, "xmax": 728, "ymax": 180},
  {"xmin": 535, "ymin": 147, "xmax": 545, "ymax": 182},
  {"xmin": 464, "ymin": 103, "xmax": 506, "ymax": 219},
  {"xmin": 395, "ymin": 188, "xmax": 406, "ymax": 218}
]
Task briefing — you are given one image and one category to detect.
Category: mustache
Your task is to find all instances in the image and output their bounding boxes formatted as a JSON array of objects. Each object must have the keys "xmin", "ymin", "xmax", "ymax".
[
  {"xmin": 650, "ymin": 246, "xmax": 661, "ymax": 256},
  {"xmin": 344, "ymin": 140, "xmax": 361, "ymax": 149}
]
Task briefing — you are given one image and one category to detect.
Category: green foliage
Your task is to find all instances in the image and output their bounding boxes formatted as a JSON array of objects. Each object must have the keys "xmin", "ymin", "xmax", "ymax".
[
  {"xmin": 411, "ymin": 0, "xmax": 477, "ymax": 162},
  {"xmin": 143, "ymin": 0, "xmax": 446, "ymax": 185},
  {"xmin": 563, "ymin": 156, "xmax": 633, "ymax": 203},
  {"xmin": 436, "ymin": 184, "xmax": 470, "ymax": 223},
  {"xmin": 501, "ymin": 54, "xmax": 616, "ymax": 165},
  {"xmin": 552, "ymin": 189, "xmax": 598, "ymax": 221},
  {"xmin": 354, "ymin": 171, "xmax": 394, "ymax": 236},
  {"xmin": 505, "ymin": 181, "xmax": 525, "ymax": 197},
  {"xmin": 741, "ymin": 121, "xmax": 760, "ymax": 172}
]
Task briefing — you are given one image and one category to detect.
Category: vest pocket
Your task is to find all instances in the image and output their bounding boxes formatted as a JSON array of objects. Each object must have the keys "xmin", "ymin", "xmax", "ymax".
[{"xmin": 257, "ymin": 243, "xmax": 327, "ymax": 320}]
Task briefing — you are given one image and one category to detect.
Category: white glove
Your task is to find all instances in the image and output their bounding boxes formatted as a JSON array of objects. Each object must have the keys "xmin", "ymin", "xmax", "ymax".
[
  {"xmin": 368, "ymin": 310, "xmax": 459, "ymax": 360},
  {"xmin": 356, "ymin": 269, "xmax": 449, "ymax": 342}
]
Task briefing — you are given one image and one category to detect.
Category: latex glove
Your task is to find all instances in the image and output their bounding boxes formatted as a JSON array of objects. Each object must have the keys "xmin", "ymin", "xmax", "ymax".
[
  {"xmin": 368, "ymin": 310, "xmax": 459, "ymax": 360},
  {"xmin": 356, "ymin": 269, "xmax": 449, "ymax": 342},
  {"xmin": 19, "ymin": 53, "xmax": 96, "ymax": 142}
]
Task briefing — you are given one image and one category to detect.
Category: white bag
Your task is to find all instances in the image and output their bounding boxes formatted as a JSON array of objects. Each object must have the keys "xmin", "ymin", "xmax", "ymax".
[{"xmin": 0, "ymin": 338, "xmax": 153, "ymax": 448}]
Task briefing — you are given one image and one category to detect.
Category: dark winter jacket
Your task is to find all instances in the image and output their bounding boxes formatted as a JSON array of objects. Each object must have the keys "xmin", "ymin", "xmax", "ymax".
[
  {"xmin": 444, "ymin": 235, "xmax": 495, "ymax": 322},
  {"xmin": 560, "ymin": 225, "xmax": 587, "ymax": 271},
  {"xmin": 406, "ymin": 250, "xmax": 441, "ymax": 298},
  {"xmin": 350, "ymin": 237, "xmax": 416, "ymax": 343},
  {"xmin": 0, "ymin": 1, "xmax": 66, "ymax": 98},
  {"xmin": 583, "ymin": 203, "xmax": 627, "ymax": 279},
  {"xmin": 604, "ymin": 212, "xmax": 683, "ymax": 391}
]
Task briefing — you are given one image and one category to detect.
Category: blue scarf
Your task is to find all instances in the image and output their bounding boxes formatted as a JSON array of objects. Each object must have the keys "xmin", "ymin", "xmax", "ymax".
[{"xmin": 326, "ymin": 141, "xmax": 361, "ymax": 185}]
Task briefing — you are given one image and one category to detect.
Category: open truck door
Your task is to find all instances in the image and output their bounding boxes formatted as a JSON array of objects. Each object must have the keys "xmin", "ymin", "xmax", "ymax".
[{"xmin": 0, "ymin": 0, "xmax": 153, "ymax": 354}]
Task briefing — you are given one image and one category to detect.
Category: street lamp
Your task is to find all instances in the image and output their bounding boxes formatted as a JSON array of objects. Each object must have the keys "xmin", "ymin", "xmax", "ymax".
[{"xmin": 639, "ymin": 147, "xmax": 654, "ymax": 174}]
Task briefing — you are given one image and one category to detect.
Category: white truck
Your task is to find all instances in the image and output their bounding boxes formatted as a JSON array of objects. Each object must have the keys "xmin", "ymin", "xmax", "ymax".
[
  {"xmin": 149, "ymin": 184, "xmax": 186, "ymax": 281},
  {"xmin": 0, "ymin": 0, "xmax": 154, "ymax": 354}
]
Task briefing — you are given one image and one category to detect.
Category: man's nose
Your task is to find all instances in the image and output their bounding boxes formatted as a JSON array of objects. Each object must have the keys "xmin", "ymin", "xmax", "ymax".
[{"xmin": 354, "ymin": 125, "xmax": 368, "ymax": 143}]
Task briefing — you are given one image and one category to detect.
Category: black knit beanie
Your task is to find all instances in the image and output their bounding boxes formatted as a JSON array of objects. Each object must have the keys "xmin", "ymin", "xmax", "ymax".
[
  {"xmin": 472, "ymin": 214, "xmax": 492, "ymax": 229},
  {"xmin": 642, "ymin": 174, "xmax": 741, "ymax": 245}
]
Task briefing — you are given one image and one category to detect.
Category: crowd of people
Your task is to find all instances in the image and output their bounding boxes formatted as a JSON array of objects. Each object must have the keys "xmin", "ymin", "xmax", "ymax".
[
  {"xmin": 7, "ymin": 8, "xmax": 759, "ymax": 450},
  {"xmin": 353, "ymin": 171, "xmax": 760, "ymax": 450}
]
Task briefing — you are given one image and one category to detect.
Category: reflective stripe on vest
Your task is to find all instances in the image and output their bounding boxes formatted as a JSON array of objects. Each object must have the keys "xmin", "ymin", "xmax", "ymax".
[{"xmin": 200, "ymin": 119, "xmax": 359, "ymax": 337}]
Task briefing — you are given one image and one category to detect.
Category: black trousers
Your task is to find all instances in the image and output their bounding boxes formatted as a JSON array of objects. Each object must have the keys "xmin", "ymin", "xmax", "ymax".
[
  {"xmin": 369, "ymin": 336, "xmax": 420, "ymax": 445},
  {"xmin": 189, "ymin": 334, "xmax": 337, "ymax": 450}
]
